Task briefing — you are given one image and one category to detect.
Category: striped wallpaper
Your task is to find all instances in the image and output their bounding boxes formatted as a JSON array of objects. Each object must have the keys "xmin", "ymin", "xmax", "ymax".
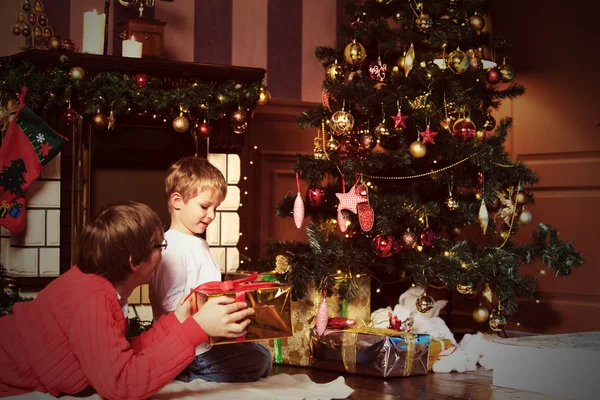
[{"xmin": 1, "ymin": 0, "xmax": 345, "ymax": 103}]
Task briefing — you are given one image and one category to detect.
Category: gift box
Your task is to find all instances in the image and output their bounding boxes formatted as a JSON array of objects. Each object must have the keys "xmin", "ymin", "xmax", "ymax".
[
  {"xmin": 428, "ymin": 338, "xmax": 457, "ymax": 371},
  {"xmin": 310, "ymin": 327, "xmax": 430, "ymax": 378},
  {"xmin": 226, "ymin": 272, "xmax": 371, "ymax": 366},
  {"xmin": 189, "ymin": 272, "xmax": 293, "ymax": 345}
]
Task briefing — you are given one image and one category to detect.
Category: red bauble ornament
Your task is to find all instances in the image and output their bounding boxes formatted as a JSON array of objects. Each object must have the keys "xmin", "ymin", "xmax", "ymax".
[
  {"xmin": 420, "ymin": 225, "xmax": 435, "ymax": 248},
  {"xmin": 21, "ymin": 24, "xmax": 32, "ymax": 37},
  {"xmin": 231, "ymin": 108, "xmax": 248, "ymax": 125},
  {"xmin": 38, "ymin": 13, "xmax": 48, "ymax": 27},
  {"xmin": 198, "ymin": 121, "xmax": 212, "ymax": 138},
  {"xmin": 12, "ymin": 25, "xmax": 22, "ymax": 36},
  {"xmin": 63, "ymin": 108, "xmax": 80, "ymax": 126},
  {"xmin": 372, "ymin": 234, "xmax": 395, "ymax": 258},
  {"xmin": 452, "ymin": 118, "xmax": 477, "ymax": 141},
  {"xmin": 358, "ymin": 132, "xmax": 376, "ymax": 150},
  {"xmin": 306, "ymin": 186, "xmax": 326, "ymax": 207},
  {"xmin": 134, "ymin": 73, "xmax": 148, "ymax": 88},
  {"xmin": 401, "ymin": 229, "xmax": 418, "ymax": 249},
  {"xmin": 27, "ymin": 12, "xmax": 37, "ymax": 26},
  {"xmin": 62, "ymin": 39, "xmax": 77, "ymax": 53},
  {"xmin": 486, "ymin": 67, "xmax": 502, "ymax": 84},
  {"xmin": 42, "ymin": 27, "xmax": 54, "ymax": 41},
  {"xmin": 369, "ymin": 57, "xmax": 389, "ymax": 82}
]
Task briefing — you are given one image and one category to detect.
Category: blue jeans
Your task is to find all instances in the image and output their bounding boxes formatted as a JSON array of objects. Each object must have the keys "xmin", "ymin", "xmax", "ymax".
[{"xmin": 177, "ymin": 342, "xmax": 273, "ymax": 383}]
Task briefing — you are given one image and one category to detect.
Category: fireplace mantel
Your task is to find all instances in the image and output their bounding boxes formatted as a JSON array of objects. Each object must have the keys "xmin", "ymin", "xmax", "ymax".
[{"xmin": 3, "ymin": 50, "xmax": 266, "ymax": 290}]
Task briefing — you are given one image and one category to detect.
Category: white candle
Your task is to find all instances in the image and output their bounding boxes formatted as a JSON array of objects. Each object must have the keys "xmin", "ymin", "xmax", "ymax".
[
  {"xmin": 82, "ymin": 10, "xmax": 106, "ymax": 55},
  {"xmin": 122, "ymin": 35, "xmax": 143, "ymax": 58}
]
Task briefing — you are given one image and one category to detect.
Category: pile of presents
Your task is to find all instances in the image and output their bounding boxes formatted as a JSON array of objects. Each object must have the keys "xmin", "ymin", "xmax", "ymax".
[{"xmin": 190, "ymin": 271, "xmax": 452, "ymax": 378}]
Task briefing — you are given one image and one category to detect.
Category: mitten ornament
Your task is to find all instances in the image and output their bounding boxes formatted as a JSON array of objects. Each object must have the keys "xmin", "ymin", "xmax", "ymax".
[{"xmin": 0, "ymin": 87, "xmax": 66, "ymax": 233}]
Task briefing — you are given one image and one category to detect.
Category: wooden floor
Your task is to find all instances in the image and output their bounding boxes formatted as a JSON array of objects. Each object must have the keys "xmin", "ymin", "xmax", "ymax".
[{"xmin": 272, "ymin": 365, "xmax": 568, "ymax": 400}]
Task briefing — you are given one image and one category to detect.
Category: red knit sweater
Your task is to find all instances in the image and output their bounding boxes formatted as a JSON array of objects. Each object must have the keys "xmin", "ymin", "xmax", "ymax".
[{"xmin": 0, "ymin": 266, "xmax": 208, "ymax": 399}]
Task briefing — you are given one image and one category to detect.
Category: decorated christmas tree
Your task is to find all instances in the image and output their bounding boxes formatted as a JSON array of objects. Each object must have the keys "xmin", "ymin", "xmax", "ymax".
[{"xmin": 263, "ymin": 0, "xmax": 583, "ymax": 330}]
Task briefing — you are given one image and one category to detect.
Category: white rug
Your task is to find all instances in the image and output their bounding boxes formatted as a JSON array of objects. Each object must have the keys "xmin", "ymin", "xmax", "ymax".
[{"xmin": 8, "ymin": 374, "xmax": 354, "ymax": 400}]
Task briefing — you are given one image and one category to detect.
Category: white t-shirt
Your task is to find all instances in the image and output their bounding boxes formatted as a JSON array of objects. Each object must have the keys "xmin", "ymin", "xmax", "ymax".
[{"xmin": 149, "ymin": 229, "xmax": 222, "ymax": 355}]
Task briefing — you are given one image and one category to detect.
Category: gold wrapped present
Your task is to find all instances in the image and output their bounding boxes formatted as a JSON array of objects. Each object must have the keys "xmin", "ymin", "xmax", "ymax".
[
  {"xmin": 428, "ymin": 338, "xmax": 457, "ymax": 371},
  {"xmin": 227, "ymin": 272, "xmax": 371, "ymax": 366},
  {"xmin": 310, "ymin": 327, "xmax": 431, "ymax": 377},
  {"xmin": 190, "ymin": 272, "xmax": 293, "ymax": 345}
]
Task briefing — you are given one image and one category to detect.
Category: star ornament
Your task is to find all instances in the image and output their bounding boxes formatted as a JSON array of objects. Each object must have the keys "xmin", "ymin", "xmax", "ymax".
[
  {"xmin": 419, "ymin": 125, "xmax": 438, "ymax": 144},
  {"xmin": 336, "ymin": 184, "xmax": 367, "ymax": 214},
  {"xmin": 391, "ymin": 110, "xmax": 408, "ymax": 129}
]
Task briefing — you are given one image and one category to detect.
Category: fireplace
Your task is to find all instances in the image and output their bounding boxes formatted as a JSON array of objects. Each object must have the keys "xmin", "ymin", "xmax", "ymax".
[{"xmin": 0, "ymin": 50, "xmax": 265, "ymax": 291}]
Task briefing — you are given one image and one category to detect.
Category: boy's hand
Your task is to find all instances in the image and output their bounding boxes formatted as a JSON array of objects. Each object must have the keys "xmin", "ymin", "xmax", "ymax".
[{"xmin": 192, "ymin": 296, "xmax": 254, "ymax": 338}]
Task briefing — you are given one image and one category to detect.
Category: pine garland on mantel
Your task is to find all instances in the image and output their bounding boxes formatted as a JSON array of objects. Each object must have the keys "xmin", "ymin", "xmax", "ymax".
[{"xmin": 0, "ymin": 57, "xmax": 267, "ymax": 125}]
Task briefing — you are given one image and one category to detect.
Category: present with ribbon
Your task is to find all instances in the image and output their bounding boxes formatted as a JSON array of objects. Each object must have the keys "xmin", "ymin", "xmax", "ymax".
[
  {"xmin": 188, "ymin": 272, "xmax": 293, "ymax": 345},
  {"xmin": 309, "ymin": 326, "xmax": 430, "ymax": 377},
  {"xmin": 428, "ymin": 338, "xmax": 457, "ymax": 371},
  {"xmin": 8, "ymin": 202, "xmax": 23, "ymax": 219},
  {"xmin": 226, "ymin": 272, "xmax": 371, "ymax": 366}
]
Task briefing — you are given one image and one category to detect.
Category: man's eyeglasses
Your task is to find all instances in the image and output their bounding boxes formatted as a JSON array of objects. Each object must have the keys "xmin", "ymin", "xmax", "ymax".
[{"xmin": 154, "ymin": 239, "xmax": 168, "ymax": 251}]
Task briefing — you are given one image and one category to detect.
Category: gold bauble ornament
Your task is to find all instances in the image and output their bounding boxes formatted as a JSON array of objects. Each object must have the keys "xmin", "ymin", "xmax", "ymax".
[
  {"xmin": 32, "ymin": 0, "xmax": 43, "ymax": 14},
  {"xmin": 472, "ymin": 306, "xmax": 490, "ymax": 323},
  {"xmin": 343, "ymin": 41, "xmax": 366, "ymax": 68},
  {"xmin": 257, "ymin": 87, "xmax": 271, "ymax": 105},
  {"xmin": 469, "ymin": 13, "xmax": 486, "ymax": 32},
  {"xmin": 519, "ymin": 209, "xmax": 532, "ymax": 225},
  {"xmin": 416, "ymin": 293, "xmax": 435, "ymax": 313},
  {"xmin": 515, "ymin": 191, "xmax": 528, "ymax": 206},
  {"xmin": 68, "ymin": 66, "xmax": 85, "ymax": 80},
  {"xmin": 409, "ymin": 140, "xmax": 427, "ymax": 158},
  {"xmin": 48, "ymin": 36, "xmax": 61, "ymax": 51},
  {"xmin": 374, "ymin": 122, "xmax": 390, "ymax": 136},
  {"xmin": 92, "ymin": 113, "xmax": 107, "ymax": 129},
  {"xmin": 500, "ymin": 231, "xmax": 511, "ymax": 240},
  {"xmin": 416, "ymin": 14, "xmax": 433, "ymax": 32},
  {"xmin": 489, "ymin": 310, "xmax": 507, "ymax": 331},
  {"xmin": 456, "ymin": 282, "xmax": 474, "ymax": 295},
  {"xmin": 232, "ymin": 122, "xmax": 247, "ymax": 134},
  {"xmin": 446, "ymin": 196, "xmax": 459, "ymax": 210},
  {"xmin": 446, "ymin": 48, "xmax": 469, "ymax": 74},
  {"xmin": 329, "ymin": 110, "xmax": 354, "ymax": 135},
  {"xmin": 172, "ymin": 115, "xmax": 190, "ymax": 133},
  {"xmin": 326, "ymin": 136, "xmax": 340, "ymax": 152},
  {"xmin": 274, "ymin": 254, "xmax": 292, "ymax": 274},
  {"xmin": 326, "ymin": 60, "xmax": 344, "ymax": 82}
]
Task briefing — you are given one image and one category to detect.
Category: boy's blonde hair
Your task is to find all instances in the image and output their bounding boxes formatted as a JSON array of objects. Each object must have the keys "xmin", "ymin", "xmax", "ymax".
[{"xmin": 165, "ymin": 157, "xmax": 227, "ymax": 208}]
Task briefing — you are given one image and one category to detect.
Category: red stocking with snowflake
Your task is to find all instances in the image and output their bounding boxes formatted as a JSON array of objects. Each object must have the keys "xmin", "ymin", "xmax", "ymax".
[{"xmin": 0, "ymin": 87, "xmax": 66, "ymax": 233}]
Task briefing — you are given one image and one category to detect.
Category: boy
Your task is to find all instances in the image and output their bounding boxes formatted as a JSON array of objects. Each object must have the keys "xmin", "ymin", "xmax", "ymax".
[
  {"xmin": 0, "ymin": 201, "xmax": 254, "ymax": 398},
  {"xmin": 150, "ymin": 157, "xmax": 272, "ymax": 383}
]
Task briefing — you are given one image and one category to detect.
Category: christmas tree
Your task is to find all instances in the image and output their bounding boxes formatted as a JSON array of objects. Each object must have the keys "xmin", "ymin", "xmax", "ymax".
[{"xmin": 264, "ymin": 0, "xmax": 583, "ymax": 330}]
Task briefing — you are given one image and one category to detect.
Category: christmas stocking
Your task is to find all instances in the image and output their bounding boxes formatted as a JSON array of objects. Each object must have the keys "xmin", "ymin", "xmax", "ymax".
[{"xmin": 0, "ymin": 87, "xmax": 66, "ymax": 233}]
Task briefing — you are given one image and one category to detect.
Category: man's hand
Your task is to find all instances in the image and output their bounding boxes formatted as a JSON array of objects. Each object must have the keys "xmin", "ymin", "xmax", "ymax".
[
  {"xmin": 174, "ymin": 295, "xmax": 193, "ymax": 323},
  {"xmin": 192, "ymin": 296, "xmax": 254, "ymax": 338}
]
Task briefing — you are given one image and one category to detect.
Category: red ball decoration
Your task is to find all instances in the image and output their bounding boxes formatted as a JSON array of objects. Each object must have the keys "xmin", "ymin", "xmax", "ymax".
[
  {"xmin": 42, "ymin": 27, "xmax": 54, "ymax": 41},
  {"xmin": 38, "ymin": 13, "xmax": 48, "ymax": 27},
  {"xmin": 420, "ymin": 225, "xmax": 435, "ymax": 248},
  {"xmin": 197, "ymin": 121, "xmax": 212, "ymax": 138},
  {"xmin": 306, "ymin": 186, "xmax": 326, "ymax": 207},
  {"xmin": 486, "ymin": 67, "xmax": 502, "ymax": 84},
  {"xmin": 62, "ymin": 39, "xmax": 77, "ymax": 53},
  {"xmin": 368, "ymin": 57, "xmax": 389, "ymax": 82},
  {"xmin": 63, "ymin": 108, "xmax": 80, "ymax": 126},
  {"xmin": 21, "ymin": 24, "xmax": 32, "ymax": 37},
  {"xmin": 134, "ymin": 73, "xmax": 148, "ymax": 88},
  {"xmin": 27, "ymin": 12, "xmax": 37, "ymax": 26},
  {"xmin": 231, "ymin": 108, "xmax": 248, "ymax": 125},
  {"xmin": 401, "ymin": 230, "xmax": 418, "ymax": 249},
  {"xmin": 372, "ymin": 234, "xmax": 395, "ymax": 258},
  {"xmin": 12, "ymin": 25, "xmax": 22, "ymax": 36},
  {"xmin": 452, "ymin": 118, "xmax": 477, "ymax": 141}
]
